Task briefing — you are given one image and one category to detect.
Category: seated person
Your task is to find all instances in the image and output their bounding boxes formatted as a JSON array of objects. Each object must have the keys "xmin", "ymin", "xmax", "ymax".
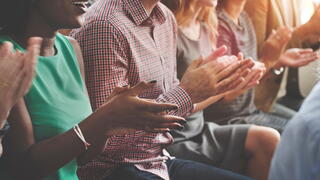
[
  {"xmin": 162, "ymin": 0, "xmax": 280, "ymax": 179},
  {"xmin": 245, "ymin": 0, "xmax": 320, "ymax": 112},
  {"xmin": 203, "ymin": 0, "xmax": 318, "ymax": 132},
  {"xmin": 71, "ymin": 0, "xmax": 258, "ymax": 179},
  {"xmin": 269, "ymin": 80, "xmax": 320, "ymax": 180},
  {"xmin": 0, "ymin": 0, "xmax": 189, "ymax": 179}
]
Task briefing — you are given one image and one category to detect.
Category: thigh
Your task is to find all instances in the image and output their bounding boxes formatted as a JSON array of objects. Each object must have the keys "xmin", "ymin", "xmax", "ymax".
[
  {"xmin": 271, "ymin": 103, "xmax": 296, "ymax": 120},
  {"xmin": 237, "ymin": 111, "xmax": 288, "ymax": 133},
  {"xmin": 104, "ymin": 165, "xmax": 163, "ymax": 180},
  {"xmin": 167, "ymin": 159, "xmax": 253, "ymax": 180},
  {"xmin": 167, "ymin": 123, "xmax": 251, "ymax": 174}
]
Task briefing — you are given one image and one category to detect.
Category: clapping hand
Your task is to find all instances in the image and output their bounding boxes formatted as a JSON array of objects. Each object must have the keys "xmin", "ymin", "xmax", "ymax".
[
  {"xmin": 260, "ymin": 27, "xmax": 292, "ymax": 68},
  {"xmin": 277, "ymin": 48, "xmax": 318, "ymax": 68},
  {"xmin": 99, "ymin": 81, "xmax": 186, "ymax": 135},
  {"xmin": 0, "ymin": 37, "xmax": 42, "ymax": 121}
]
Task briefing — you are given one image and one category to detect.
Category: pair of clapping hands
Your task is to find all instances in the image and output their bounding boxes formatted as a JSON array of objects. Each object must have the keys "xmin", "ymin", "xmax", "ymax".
[
  {"xmin": 180, "ymin": 46, "xmax": 266, "ymax": 103},
  {"xmin": 0, "ymin": 38, "xmax": 42, "ymax": 122},
  {"xmin": 104, "ymin": 47, "xmax": 266, "ymax": 135},
  {"xmin": 261, "ymin": 27, "xmax": 318, "ymax": 69}
]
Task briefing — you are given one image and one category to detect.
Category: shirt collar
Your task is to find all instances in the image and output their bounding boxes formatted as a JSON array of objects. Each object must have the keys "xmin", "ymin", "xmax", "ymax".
[{"xmin": 123, "ymin": 0, "xmax": 166, "ymax": 26}]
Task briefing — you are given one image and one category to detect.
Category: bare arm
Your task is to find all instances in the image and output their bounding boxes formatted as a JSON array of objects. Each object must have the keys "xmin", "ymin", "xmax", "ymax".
[
  {"xmin": 5, "ymin": 99, "xmax": 113, "ymax": 179},
  {"xmin": 4, "ymin": 83, "xmax": 184, "ymax": 179}
]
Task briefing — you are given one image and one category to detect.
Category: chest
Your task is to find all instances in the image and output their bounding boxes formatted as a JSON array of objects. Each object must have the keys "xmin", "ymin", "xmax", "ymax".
[{"xmin": 124, "ymin": 21, "xmax": 177, "ymax": 97}]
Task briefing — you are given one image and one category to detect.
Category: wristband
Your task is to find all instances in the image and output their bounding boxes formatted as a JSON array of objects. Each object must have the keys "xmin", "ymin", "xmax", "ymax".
[
  {"xmin": 272, "ymin": 67, "xmax": 284, "ymax": 75},
  {"xmin": 73, "ymin": 124, "xmax": 91, "ymax": 150}
]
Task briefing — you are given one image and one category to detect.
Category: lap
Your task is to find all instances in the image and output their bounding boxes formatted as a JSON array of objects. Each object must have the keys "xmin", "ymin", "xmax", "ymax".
[
  {"xmin": 104, "ymin": 165, "xmax": 163, "ymax": 180},
  {"xmin": 167, "ymin": 123, "xmax": 251, "ymax": 174},
  {"xmin": 168, "ymin": 159, "xmax": 252, "ymax": 180},
  {"xmin": 105, "ymin": 159, "xmax": 253, "ymax": 180}
]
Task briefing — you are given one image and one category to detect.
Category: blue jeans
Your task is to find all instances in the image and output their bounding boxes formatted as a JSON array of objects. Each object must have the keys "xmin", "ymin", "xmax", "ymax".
[{"xmin": 104, "ymin": 159, "xmax": 253, "ymax": 180}]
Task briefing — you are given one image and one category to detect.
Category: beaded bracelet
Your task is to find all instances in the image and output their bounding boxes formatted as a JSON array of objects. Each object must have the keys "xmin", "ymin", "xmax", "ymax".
[{"xmin": 73, "ymin": 124, "xmax": 91, "ymax": 150}]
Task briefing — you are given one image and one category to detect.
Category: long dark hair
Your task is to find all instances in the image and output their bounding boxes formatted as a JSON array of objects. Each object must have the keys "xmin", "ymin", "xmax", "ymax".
[{"xmin": 0, "ymin": 0, "xmax": 31, "ymax": 35}]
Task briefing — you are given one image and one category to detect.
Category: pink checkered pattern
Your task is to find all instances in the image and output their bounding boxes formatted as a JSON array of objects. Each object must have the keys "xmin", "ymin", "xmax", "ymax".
[{"xmin": 70, "ymin": 0, "xmax": 193, "ymax": 179}]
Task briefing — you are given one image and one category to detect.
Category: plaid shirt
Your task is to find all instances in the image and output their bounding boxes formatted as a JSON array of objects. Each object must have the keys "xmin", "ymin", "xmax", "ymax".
[{"xmin": 70, "ymin": 0, "xmax": 193, "ymax": 179}]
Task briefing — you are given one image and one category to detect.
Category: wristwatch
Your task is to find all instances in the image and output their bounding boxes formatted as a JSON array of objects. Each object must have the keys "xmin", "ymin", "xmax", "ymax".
[
  {"xmin": 272, "ymin": 67, "xmax": 285, "ymax": 75},
  {"xmin": 0, "ymin": 123, "xmax": 9, "ymax": 137}
]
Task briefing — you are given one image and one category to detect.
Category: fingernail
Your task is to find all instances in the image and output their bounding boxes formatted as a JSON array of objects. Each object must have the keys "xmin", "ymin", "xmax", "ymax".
[
  {"xmin": 168, "ymin": 106, "xmax": 179, "ymax": 111},
  {"xmin": 149, "ymin": 80, "xmax": 157, "ymax": 84},
  {"xmin": 179, "ymin": 119, "xmax": 187, "ymax": 124},
  {"xmin": 174, "ymin": 125, "xmax": 184, "ymax": 131}
]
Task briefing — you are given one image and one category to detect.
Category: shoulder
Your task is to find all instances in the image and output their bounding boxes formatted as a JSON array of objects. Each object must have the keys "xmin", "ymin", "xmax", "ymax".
[
  {"xmin": 70, "ymin": 19, "xmax": 127, "ymax": 49},
  {"xmin": 70, "ymin": 0, "xmax": 126, "ymax": 40},
  {"xmin": 65, "ymin": 36, "xmax": 82, "ymax": 57},
  {"xmin": 158, "ymin": 2, "xmax": 178, "ymax": 28},
  {"xmin": 158, "ymin": 3, "xmax": 175, "ymax": 20},
  {"xmin": 279, "ymin": 82, "xmax": 320, "ymax": 153}
]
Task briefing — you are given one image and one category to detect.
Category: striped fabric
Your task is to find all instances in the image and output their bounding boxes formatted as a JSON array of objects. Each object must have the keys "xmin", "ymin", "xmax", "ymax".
[{"xmin": 70, "ymin": 0, "xmax": 193, "ymax": 179}]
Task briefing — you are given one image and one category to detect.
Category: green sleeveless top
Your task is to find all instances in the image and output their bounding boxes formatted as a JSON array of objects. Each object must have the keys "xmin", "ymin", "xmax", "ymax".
[{"xmin": 0, "ymin": 34, "xmax": 93, "ymax": 180}]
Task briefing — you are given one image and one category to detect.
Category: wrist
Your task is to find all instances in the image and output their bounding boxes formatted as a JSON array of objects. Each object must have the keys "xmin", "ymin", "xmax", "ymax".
[
  {"xmin": 260, "ymin": 57, "xmax": 276, "ymax": 71},
  {"xmin": 95, "ymin": 103, "xmax": 118, "ymax": 131}
]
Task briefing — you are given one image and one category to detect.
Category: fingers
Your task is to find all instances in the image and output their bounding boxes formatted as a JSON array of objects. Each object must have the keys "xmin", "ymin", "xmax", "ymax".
[
  {"xmin": 215, "ymin": 61, "xmax": 240, "ymax": 81},
  {"xmin": 224, "ymin": 77, "xmax": 244, "ymax": 91},
  {"xmin": 128, "ymin": 81, "xmax": 157, "ymax": 96},
  {"xmin": 113, "ymin": 86, "xmax": 130, "ymax": 94},
  {"xmin": 11, "ymin": 37, "xmax": 42, "ymax": 97},
  {"xmin": 147, "ymin": 128, "xmax": 171, "ymax": 133},
  {"xmin": 142, "ymin": 113, "xmax": 186, "ymax": 127},
  {"xmin": 25, "ymin": 37, "xmax": 42, "ymax": 65},
  {"xmin": 147, "ymin": 122, "xmax": 184, "ymax": 130},
  {"xmin": 138, "ymin": 99, "xmax": 179, "ymax": 113},
  {"xmin": 287, "ymin": 52, "xmax": 318, "ymax": 67},
  {"xmin": 203, "ymin": 46, "xmax": 227, "ymax": 64},
  {"xmin": 215, "ymin": 70, "xmax": 243, "ymax": 94},
  {"xmin": 297, "ymin": 48, "xmax": 314, "ymax": 55},
  {"xmin": 268, "ymin": 27, "xmax": 292, "ymax": 46},
  {"xmin": 0, "ymin": 41, "xmax": 14, "ymax": 56},
  {"xmin": 215, "ymin": 57, "xmax": 254, "ymax": 81},
  {"xmin": 237, "ymin": 52, "xmax": 244, "ymax": 61}
]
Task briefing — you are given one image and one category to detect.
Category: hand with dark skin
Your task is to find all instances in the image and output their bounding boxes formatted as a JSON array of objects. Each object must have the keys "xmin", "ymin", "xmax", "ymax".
[
  {"xmin": 6, "ymin": 80, "xmax": 184, "ymax": 179},
  {"xmin": 2, "ymin": 0, "xmax": 185, "ymax": 179}
]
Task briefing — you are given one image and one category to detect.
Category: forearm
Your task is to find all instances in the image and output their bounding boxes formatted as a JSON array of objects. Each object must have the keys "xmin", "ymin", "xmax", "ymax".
[
  {"xmin": 156, "ymin": 85, "xmax": 193, "ymax": 117},
  {"xmin": 6, "ymin": 104, "xmax": 114, "ymax": 179},
  {"xmin": 193, "ymin": 95, "xmax": 224, "ymax": 113},
  {"xmin": 291, "ymin": 23, "xmax": 315, "ymax": 48}
]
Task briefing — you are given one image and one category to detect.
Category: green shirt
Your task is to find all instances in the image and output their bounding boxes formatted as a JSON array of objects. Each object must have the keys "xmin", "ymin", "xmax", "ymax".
[{"xmin": 0, "ymin": 33, "xmax": 93, "ymax": 180}]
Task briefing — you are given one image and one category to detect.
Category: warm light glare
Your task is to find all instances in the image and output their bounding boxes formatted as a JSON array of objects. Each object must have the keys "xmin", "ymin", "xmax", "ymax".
[{"xmin": 300, "ymin": 0, "xmax": 315, "ymax": 24}]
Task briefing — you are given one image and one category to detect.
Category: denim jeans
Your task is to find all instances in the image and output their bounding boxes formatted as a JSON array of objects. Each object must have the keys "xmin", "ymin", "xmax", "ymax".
[{"xmin": 104, "ymin": 159, "xmax": 253, "ymax": 180}]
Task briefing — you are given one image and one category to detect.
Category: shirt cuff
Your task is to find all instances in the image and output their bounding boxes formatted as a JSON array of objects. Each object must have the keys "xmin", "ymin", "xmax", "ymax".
[{"xmin": 160, "ymin": 86, "xmax": 193, "ymax": 117}]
